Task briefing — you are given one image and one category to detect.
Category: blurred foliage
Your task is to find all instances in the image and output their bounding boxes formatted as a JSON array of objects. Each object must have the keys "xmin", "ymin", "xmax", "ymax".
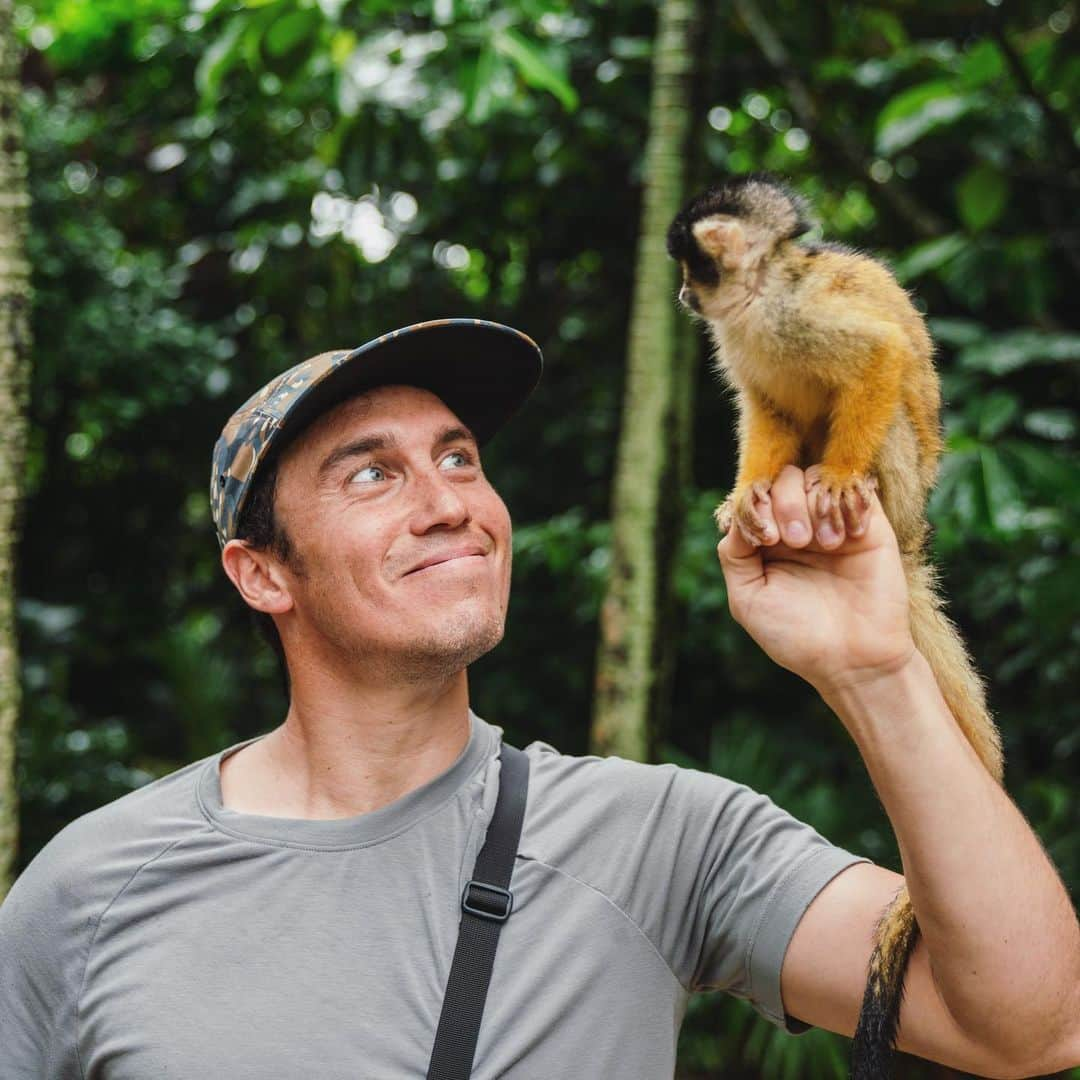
[{"xmin": 11, "ymin": 0, "xmax": 1080, "ymax": 1076}]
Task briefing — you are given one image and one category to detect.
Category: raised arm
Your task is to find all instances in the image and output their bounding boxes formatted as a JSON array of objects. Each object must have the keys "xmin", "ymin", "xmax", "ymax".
[{"xmin": 715, "ymin": 464, "xmax": 1080, "ymax": 1078}]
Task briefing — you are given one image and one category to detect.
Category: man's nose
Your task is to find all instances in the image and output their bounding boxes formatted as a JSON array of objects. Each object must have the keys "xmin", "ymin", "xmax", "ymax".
[{"xmin": 408, "ymin": 468, "xmax": 471, "ymax": 533}]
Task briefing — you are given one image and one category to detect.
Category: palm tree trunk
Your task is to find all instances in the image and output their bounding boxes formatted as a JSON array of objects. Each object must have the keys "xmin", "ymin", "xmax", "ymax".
[
  {"xmin": 590, "ymin": 0, "xmax": 698, "ymax": 762},
  {"xmin": 0, "ymin": 0, "xmax": 32, "ymax": 899}
]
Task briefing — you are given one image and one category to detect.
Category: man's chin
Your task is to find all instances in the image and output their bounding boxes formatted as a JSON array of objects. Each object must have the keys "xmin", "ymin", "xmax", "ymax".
[{"xmin": 396, "ymin": 612, "xmax": 506, "ymax": 683}]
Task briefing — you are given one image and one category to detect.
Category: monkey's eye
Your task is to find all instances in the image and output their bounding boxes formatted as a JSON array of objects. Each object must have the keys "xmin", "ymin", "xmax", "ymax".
[{"xmin": 685, "ymin": 250, "xmax": 721, "ymax": 287}]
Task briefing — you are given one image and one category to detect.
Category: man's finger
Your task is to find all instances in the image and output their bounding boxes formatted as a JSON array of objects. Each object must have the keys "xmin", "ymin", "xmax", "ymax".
[
  {"xmin": 717, "ymin": 524, "xmax": 765, "ymax": 598},
  {"xmin": 769, "ymin": 465, "xmax": 813, "ymax": 548}
]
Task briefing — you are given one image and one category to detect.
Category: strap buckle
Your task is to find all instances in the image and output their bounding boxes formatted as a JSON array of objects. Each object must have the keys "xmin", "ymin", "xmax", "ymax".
[{"xmin": 461, "ymin": 880, "xmax": 513, "ymax": 922}]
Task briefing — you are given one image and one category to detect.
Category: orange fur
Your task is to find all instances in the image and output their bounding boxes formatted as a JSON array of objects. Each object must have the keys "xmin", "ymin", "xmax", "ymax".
[{"xmin": 687, "ymin": 233, "xmax": 941, "ymax": 550}]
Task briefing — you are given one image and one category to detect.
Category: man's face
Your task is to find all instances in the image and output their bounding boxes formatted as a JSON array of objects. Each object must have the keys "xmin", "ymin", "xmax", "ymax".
[{"xmin": 269, "ymin": 384, "xmax": 512, "ymax": 682}]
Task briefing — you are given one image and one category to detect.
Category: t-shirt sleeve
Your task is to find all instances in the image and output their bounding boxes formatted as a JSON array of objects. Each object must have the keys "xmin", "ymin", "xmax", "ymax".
[
  {"xmin": 652, "ymin": 760, "xmax": 864, "ymax": 1028},
  {"xmin": 687, "ymin": 774, "xmax": 868, "ymax": 1032},
  {"xmin": 593, "ymin": 758, "xmax": 869, "ymax": 1033},
  {"xmin": 0, "ymin": 825, "xmax": 96, "ymax": 1078}
]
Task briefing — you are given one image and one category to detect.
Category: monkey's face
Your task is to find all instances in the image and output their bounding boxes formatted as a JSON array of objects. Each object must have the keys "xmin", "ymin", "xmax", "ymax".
[
  {"xmin": 677, "ymin": 265, "xmax": 706, "ymax": 314},
  {"xmin": 670, "ymin": 233, "xmax": 722, "ymax": 317},
  {"xmin": 674, "ymin": 223, "xmax": 742, "ymax": 321},
  {"xmin": 667, "ymin": 201, "xmax": 774, "ymax": 320},
  {"xmin": 667, "ymin": 211, "xmax": 720, "ymax": 314},
  {"xmin": 668, "ymin": 175, "xmax": 813, "ymax": 320},
  {"xmin": 677, "ymin": 215, "xmax": 780, "ymax": 321},
  {"xmin": 678, "ymin": 265, "xmax": 729, "ymax": 321}
]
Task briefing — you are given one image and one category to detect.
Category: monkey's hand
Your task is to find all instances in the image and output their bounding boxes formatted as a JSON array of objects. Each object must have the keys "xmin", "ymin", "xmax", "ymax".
[
  {"xmin": 715, "ymin": 479, "xmax": 778, "ymax": 547},
  {"xmin": 804, "ymin": 464, "xmax": 877, "ymax": 547}
]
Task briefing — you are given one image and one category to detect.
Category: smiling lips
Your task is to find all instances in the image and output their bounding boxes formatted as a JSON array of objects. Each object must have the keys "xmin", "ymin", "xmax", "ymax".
[{"xmin": 404, "ymin": 545, "xmax": 489, "ymax": 576}]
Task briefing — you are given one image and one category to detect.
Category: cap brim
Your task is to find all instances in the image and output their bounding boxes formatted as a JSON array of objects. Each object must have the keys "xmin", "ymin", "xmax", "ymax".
[{"xmin": 276, "ymin": 318, "xmax": 542, "ymax": 452}]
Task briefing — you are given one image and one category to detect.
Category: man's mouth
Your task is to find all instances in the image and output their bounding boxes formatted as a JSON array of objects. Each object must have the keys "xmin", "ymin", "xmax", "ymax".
[{"xmin": 404, "ymin": 545, "xmax": 488, "ymax": 576}]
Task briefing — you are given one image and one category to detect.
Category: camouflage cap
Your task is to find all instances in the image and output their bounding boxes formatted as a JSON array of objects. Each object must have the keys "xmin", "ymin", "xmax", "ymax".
[{"xmin": 210, "ymin": 318, "xmax": 542, "ymax": 549}]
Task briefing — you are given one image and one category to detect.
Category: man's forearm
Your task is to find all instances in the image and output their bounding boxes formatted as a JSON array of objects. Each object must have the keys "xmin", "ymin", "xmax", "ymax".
[{"xmin": 820, "ymin": 650, "xmax": 1080, "ymax": 1063}]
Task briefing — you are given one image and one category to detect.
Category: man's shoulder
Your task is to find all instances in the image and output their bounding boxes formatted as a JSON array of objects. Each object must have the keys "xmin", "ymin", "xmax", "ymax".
[
  {"xmin": 523, "ymin": 735, "xmax": 748, "ymax": 800},
  {"xmin": 7, "ymin": 750, "xmax": 215, "ymax": 915},
  {"xmin": 519, "ymin": 736, "xmax": 760, "ymax": 853}
]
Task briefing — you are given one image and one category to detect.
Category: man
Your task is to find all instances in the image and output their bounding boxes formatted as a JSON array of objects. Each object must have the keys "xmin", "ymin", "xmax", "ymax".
[{"xmin": 2, "ymin": 319, "xmax": 1078, "ymax": 1079}]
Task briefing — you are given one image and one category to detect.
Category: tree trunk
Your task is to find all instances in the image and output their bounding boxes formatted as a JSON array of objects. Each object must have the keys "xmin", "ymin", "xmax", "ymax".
[
  {"xmin": 0, "ymin": 0, "xmax": 32, "ymax": 900},
  {"xmin": 590, "ymin": 0, "xmax": 698, "ymax": 763}
]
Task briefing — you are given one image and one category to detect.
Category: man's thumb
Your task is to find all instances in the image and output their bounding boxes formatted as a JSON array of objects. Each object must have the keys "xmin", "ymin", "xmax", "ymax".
[{"xmin": 716, "ymin": 528, "xmax": 765, "ymax": 605}]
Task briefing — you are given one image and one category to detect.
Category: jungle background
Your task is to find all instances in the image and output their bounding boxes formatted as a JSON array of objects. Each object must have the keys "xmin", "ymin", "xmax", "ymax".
[{"xmin": 3, "ymin": 0, "xmax": 1078, "ymax": 1076}]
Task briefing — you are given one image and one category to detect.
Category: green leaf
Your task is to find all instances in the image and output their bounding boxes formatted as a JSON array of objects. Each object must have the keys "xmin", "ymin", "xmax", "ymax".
[
  {"xmin": 264, "ymin": 9, "xmax": 317, "ymax": 58},
  {"xmin": 934, "ymin": 449, "xmax": 983, "ymax": 533},
  {"xmin": 979, "ymin": 446, "xmax": 1025, "ymax": 532},
  {"xmin": 959, "ymin": 330, "xmax": 1080, "ymax": 374},
  {"xmin": 330, "ymin": 27, "xmax": 356, "ymax": 67},
  {"xmin": 891, "ymin": 233, "xmax": 966, "ymax": 282},
  {"xmin": 1006, "ymin": 439, "xmax": 1078, "ymax": 493},
  {"xmin": 875, "ymin": 80, "xmax": 980, "ymax": 156},
  {"xmin": 241, "ymin": 15, "xmax": 268, "ymax": 70},
  {"xmin": 959, "ymin": 39, "xmax": 1005, "ymax": 88},
  {"xmin": 956, "ymin": 163, "xmax": 1009, "ymax": 232},
  {"xmin": 492, "ymin": 28, "xmax": 578, "ymax": 111},
  {"xmin": 815, "ymin": 57, "xmax": 856, "ymax": 84},
  {"xmin": 978, "ymin": 391, "xmax": 1020, "ymax": 440},
  {"xmin": 1024, "ymin": 409, "xmax": 1077, "ymax": 441},
  {"xmin": 937, "ymin": 242, "xmax": 991, "ymax": 308},
  {"xmin": 463, "ymin": 47, "xmax": 500, "ymax": 125},
  {"xmin": 195, "ymin": 15, "xmax": 247, "ymax": 107},
  {"xmin": 927, "ymin": 316, "xmax": 986, "ymax": 348},
  {"xmin": 863, "ymin": 11, "xmax": 907, "ymax": 51}
]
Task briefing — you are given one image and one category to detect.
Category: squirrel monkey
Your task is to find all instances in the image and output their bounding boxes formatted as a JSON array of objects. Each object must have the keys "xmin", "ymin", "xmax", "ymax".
[{"xmin": 666, "ymin": 174, "xmax": 1004, "ymax": 1080}]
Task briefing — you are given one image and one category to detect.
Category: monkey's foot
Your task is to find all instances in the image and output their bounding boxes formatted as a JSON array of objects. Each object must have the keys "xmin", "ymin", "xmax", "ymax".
[
  {"xmin": 715, "ymin": 480, "xmax": 776, "ymax": 546},
  {"xmin": 804, "ymin": 465, "xmax": 876, "ymax": 544}
]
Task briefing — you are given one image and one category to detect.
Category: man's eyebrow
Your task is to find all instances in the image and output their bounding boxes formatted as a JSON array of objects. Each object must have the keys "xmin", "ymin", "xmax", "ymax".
[
  {"xmin": 434, "ymin": 424, "xmax": 477, "ymax": 449},
  {"xmin": 317, "ymin": 432, "xmax": 399, "ymax": 480}
]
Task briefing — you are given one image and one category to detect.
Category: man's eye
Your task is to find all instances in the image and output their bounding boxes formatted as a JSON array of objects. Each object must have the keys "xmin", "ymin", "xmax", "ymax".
[
  {"xmin": 440, "ymin": 451, "xmax": 472, "ymax": 470},
  {"xmin": 348, "ymin": 465, "xmax": 385, "ymax": 484}
]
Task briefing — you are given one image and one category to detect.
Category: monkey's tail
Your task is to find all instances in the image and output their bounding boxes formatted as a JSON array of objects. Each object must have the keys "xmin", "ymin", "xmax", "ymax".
[
  {"xmin": 850, "ymin": 885, "xmax": 919, "ymax": 1080},
  {"xmin": 849, "ymin": 552, "xmax": 1004, "ymax": 1078},
  {"xmin": 902, "ymin": 553, "xmax": 1004, "ymax": 784}
]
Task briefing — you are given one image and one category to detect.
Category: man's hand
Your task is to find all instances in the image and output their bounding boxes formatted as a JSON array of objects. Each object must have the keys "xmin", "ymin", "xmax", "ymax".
[{"xmin": 715, "ymin": 464, "xmax": 915, "ymax": 699}]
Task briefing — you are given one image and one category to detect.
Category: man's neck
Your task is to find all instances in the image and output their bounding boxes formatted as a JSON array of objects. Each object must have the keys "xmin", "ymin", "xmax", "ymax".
[{"xmin": 219, "ymin": 667, "xmax": 473, "ymax": 821}]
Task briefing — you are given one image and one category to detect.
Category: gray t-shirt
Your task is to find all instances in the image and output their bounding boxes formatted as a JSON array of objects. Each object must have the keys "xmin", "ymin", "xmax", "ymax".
[{"xmin": 0, "ymin": 712, "xmax": 866, "ymax": 1078}]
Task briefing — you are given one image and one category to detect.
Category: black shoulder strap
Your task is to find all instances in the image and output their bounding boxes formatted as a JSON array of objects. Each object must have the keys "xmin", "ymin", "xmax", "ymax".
[{"xmin": 426, "ymin": 741, "xmax": 530, "ymax": 1080}]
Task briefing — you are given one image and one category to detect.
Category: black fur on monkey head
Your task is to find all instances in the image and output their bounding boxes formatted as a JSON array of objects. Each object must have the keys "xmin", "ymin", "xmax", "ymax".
[{"xmin": 666, "ymin": 173, "xmax": 813, "ymax": 290}]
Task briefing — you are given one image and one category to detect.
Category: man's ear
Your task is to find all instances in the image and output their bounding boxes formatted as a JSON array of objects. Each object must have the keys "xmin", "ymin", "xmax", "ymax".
[
  {"xmin": 692, "ymin": 215, "xmax": 747, "ymax": 272},
  {"xmin": 221, "ymin": 540, "xmax": 294, "ymax": 615}
]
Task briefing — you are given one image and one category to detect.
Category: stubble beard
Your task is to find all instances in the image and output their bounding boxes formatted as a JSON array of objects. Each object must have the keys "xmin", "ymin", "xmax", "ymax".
[
  {"xmin": 352, "ymin": 595, "xmax": 506, "ymax": 686},
  {"xmin": 393, "ymin": 606, "xmax": 506, "ymax": 684}
]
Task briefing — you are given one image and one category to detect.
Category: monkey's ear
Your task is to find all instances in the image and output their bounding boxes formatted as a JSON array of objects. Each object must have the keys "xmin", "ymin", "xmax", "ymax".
[{"xmin": 692, "ymin": 216, "xmax": 746, "ymax": 271}]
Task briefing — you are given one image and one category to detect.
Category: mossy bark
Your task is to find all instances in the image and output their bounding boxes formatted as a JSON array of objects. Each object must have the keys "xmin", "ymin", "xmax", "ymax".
[
  {"xmin": 590, "ymin": 0, "xmax": 697, "ymax": 763},
  {"xmin": 0, "ymin": 0, "xmax": 32, "ymax": 900}
]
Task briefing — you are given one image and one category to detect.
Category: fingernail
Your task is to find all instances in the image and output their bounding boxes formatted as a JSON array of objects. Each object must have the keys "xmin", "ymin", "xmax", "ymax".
[
  {"xmin": 786, "ymin": 521, "xmax": 809, "ymax": 544},
  {"xmin": 819, "ymin": 523, "xmax": 839, "ymax": 545}
]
